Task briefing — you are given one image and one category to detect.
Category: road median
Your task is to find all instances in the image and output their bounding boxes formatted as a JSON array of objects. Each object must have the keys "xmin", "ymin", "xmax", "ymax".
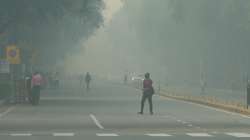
[{"xmin": 159, "ymin": 89, "xmax": 250, "ymax": 116}]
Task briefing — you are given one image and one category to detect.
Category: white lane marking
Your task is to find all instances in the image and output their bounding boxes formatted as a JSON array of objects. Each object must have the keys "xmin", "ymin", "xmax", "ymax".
[
  {"xmin": 181, "ymin": 121, "xmax": 188, "ymax": 124},
  {"xmin": 96, "ymin": 133, "xmax": 118, "ymax": 136},
  {"xmin": 194, "ymin": 103, "xmax": 247, "ymax": 117},
  {"xmin": 186, "ymin": 133, "xmax": 212, "ymax": 137},
  {"xmin": 163, "ymin": 114, "xmax": 202, "ymax": 129},
  {"xmin": 146, "ymin": 133, "xmax": 172, "ymax": 137},
  {"xmin": 187, "ymin": 124, "xmax": 193, "ymax": 127},
  {"xmin": 0, "ymin": 106, "xmax": 15, "ymax": 118},
  {"xmin": 53, "ymin": 133, "xmax": 75, "ymax": 136},
  {"xmin": 10, "ymin": 133, "xmax": 32, "ymax": 136},
  {"xmin": 200, "ymin": 104, "xmax": 250, "ymax": 119},
  {"xmin": 160, "ymin": 95, "xmax": 250, "ymax": 119},
  {"xmin": 194, "ymin": 103, "xmax": 250, "ymax": 119},
  {"xmin": 90, "ymin": 114, "xmax": 104, "ymax": 129},
  {"xmin": 225, "ymin": 132, "xmax": 250, "ymax": 137}
]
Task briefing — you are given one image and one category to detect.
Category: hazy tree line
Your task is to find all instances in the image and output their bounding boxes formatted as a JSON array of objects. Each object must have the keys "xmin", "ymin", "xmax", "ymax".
[
  {"xmin": 0, "ymin": 0, "xmax": 104, "ymax": 66},
  {"xmin": 120, "ymin": 0, "xmax": 250, "ymax": 89}
]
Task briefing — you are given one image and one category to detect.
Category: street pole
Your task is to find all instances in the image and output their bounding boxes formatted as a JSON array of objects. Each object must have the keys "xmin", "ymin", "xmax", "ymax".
[
  {"xmin": 247, "ymin": 76, "xmax": 249, "ymax": 109},
  {"xmin": 200, "ymin": 59, "xmax": 205, "ymax": 95},
  {"xmin": 158, "ymin": 79, "xmax": 161, "ymax": 94}
]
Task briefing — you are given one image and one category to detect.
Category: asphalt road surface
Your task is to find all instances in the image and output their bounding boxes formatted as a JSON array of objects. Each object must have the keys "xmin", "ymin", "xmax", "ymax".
[{"xmin": 1, "ymin": 80, "xmax": 250, "ymax": 140}]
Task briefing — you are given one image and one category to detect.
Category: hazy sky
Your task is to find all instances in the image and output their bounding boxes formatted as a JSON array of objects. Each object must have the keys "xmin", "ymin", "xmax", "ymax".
[
  {"xmin": 63, "ymin": 0, "xmax": 124, "ymax": 78},
  {"xmin": 63, "ymin": 0, "xmax": 250, "ymax": 90}
]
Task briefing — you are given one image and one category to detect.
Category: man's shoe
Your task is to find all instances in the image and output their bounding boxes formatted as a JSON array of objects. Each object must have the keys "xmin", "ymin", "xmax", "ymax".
[
  {"xmin": 150, "ymin": 112, "xmax": 154, "ymax": 115},
  {"xmin": 138, "ymin": 112, "xmax": 143, "ymax": 115}
]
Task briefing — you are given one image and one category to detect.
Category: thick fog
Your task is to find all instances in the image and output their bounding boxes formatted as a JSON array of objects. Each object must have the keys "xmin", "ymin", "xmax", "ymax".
[
  {"xmin": 64, "ymin": 0, "xmax": 250, "ymax": 91},
  {"xmin": 0, "ymin": 0, "xmax": 104, "ymax": 67}
]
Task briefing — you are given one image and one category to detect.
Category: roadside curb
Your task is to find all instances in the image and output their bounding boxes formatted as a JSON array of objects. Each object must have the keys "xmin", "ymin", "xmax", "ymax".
[
  {"xmin": 0, "ymin": 100, "xmax": 4, "ymax": 106},
  {"xmin": 159, "ymin": 92, "xmax": 250, "ymax": 116},
  {"xmin": 0, "ymin": 99, "xmax": 7, "ymax": 106}
]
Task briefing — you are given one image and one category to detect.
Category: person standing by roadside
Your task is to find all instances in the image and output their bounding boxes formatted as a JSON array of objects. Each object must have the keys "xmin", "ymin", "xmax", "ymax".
[
  {"xmin": 31, "ymin": 72, "xmax": 43, "ymax": 105},
  {"xmin": 124, "ymin": 74, "xmax": 128, "ymax": 84},
  {"xmin": 138, "ymin": 73, "xmax": 155, "ymax": 115},
  {"xmin": 54, "ymin": 72, "xmax": 60, "ymax": 88},
  {"xmin": 85, "ymin": 72, "xmax": 91, "ymax": 91}
]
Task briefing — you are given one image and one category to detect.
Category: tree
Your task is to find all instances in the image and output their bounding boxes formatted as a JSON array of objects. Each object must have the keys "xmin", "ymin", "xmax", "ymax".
[
  {"xmin": 122, "ymin": 0, "xmax": 250, "ymax": 89},
  {"xmin": 0, "ymin": 0, "xmax": 104, "ymax": 65}
]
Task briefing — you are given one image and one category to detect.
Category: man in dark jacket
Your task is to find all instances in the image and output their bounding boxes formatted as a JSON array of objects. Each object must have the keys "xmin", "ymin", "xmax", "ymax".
[
  {"xmin": 138, "ymin": 73, "xmax": 154, "ymax": 115},
  {"xmin": 85, "ymin": 72, "xmax": 91, "ymax": 90}
]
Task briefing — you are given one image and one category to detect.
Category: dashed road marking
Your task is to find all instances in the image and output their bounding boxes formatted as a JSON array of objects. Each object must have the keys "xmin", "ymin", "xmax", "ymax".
[
  {"xmin": 53, "ymin": 133, "xmax": 75, "ymax": 136},
  {"xmin": 186, "ymin": 133, "xmax": 213, "ymax": 137},
  {"xmin": 4, "ymin": 132, "xmax": 250, "ymax": 137},
  {"xmin": 96, "ymin": 133, "xmax": 119, "ymax": 136},
  {"xmin": 90, "ymin": 114, "xmax": 104, "ymax": 129},
  {"xmin": 187, "ymin": 124, "xmax": 193, "ymax": 127},
  {"xmin": 10, "ymin": 133, "xmax": 32, "ymax": 136},
  {"xmin": 225, "ymin": 132, "xmax": 250, "ymax": 138},
  {"xmin": 146, "ymin": 133, "xmax": 172, "ymax": 137},
  {"xmin": 181, "ymin": 121, "xmax": 188, "ymax": 124},
  {"xmin": 0, "ymin": 106, "xmax": 15, "ymax": 118}
]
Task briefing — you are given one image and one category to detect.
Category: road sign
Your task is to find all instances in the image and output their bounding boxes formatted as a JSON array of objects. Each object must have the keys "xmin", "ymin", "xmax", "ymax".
[
  {"xmin": 6, "ymin": 45, "xmax": 21, "ymax": 64},
  {"xmin": 0, "ymin": 59, "xmax": 10, "ymax": 73}
]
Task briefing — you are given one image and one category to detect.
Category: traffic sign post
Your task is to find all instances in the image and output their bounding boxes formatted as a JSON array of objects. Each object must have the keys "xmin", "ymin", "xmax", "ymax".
[
  {"xmin": 6, "ymin": 45, "xmax": 21, "ymax": 64},
  {"xmin": 3, "ymin": 45, "xmax": 23, "ymax": 104},
  {"xmin": 0, "ymin": 59, "xmax": 10, "ymax": 73}
]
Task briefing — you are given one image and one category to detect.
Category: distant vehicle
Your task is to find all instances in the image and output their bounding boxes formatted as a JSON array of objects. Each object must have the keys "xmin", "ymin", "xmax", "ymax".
[
  {"xmin": 131, "ymin": 74, "xmax": 144, "ymax": 89},
  {"xmin": 131, "ymin": 76, "xmax": 143, "ymax": 81}
]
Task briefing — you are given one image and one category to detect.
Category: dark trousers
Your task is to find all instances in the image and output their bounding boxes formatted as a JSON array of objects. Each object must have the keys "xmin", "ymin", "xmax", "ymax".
[
  {"xmin": 86, "ymin": 81, "xmax": 90, "ymax": 90},
  {"xmin": 32, "ymin": 86, "xmax": 40, "ymax": 105},
  {"xmin": 140, "ymin": 92, "xmax": 153, "ymax": 113},
  {"xmin": 55, "ymin": 80, "xmax": 59, "ymax": 88}
]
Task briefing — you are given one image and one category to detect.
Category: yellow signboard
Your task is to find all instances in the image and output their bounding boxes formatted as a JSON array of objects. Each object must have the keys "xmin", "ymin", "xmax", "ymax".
[{"xmin": 6, "ymin": 45, "xmax": 21, "ymax": 64}]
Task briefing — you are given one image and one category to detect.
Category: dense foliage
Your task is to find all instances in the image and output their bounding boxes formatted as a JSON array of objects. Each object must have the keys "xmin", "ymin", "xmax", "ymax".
[
  {"xmin": 122, "ymin": 0, "xmax": 250, "ymax": 88},
  {"xmin": 0, "ymin": 0, "xmax": 104, "ymax": 65}
]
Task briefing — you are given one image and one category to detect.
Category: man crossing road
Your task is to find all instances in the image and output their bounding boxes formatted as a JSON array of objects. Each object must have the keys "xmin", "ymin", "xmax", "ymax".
[{"xmin": 138, "ymin": 73, "xmax": 155, "ymax": 115}]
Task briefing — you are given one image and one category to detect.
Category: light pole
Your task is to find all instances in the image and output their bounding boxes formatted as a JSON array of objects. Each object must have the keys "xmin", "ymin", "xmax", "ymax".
[{"xmin": 200, "ymin": 59, "xmax": 206, "ymax": 95}]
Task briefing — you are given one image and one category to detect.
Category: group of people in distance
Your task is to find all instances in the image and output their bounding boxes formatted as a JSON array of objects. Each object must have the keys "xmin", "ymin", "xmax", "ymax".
[
  {"xmin": 25, "ymin": 71, "xmax": 43, "ymax": 105},
  {"xmin": 26, "ymin": 71, "xmax": 155, "ymax": 115}
]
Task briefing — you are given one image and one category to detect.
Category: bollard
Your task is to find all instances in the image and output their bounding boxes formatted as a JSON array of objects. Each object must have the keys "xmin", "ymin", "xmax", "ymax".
[{"xmin": 247, "ymin": 82, "xmax": 250, "ymax": 109}]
